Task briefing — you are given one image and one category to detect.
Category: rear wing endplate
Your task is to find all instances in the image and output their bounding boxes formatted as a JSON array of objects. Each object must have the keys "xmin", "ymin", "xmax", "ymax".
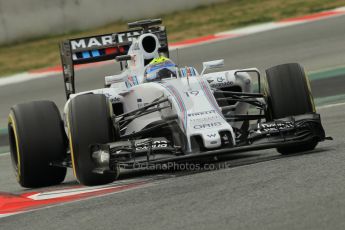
[{"xmin": 59, "ymin": 22, "xmax": 169, "ymax": 99}]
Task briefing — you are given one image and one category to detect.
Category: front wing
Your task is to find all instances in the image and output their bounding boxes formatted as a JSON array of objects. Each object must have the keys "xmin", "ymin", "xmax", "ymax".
[{"xmin": 92, "ymin": 113, "xmax": 327, "ymax": 171}]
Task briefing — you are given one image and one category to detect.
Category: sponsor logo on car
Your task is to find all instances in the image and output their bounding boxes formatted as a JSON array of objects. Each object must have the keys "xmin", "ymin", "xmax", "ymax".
[
  {"xmin": 71, "ymin": 35, "xmax": 113, "ymax": 50},
  {"xmin": 207, "ymin": 133, "xmax": 217, "ymax": 138},
  {"xmin": 184, "ymin": 90, "xmax": 200, "ymax": 97},
  {"xmin": 117, "ymin": 31, "xmax": 142, "ymax": 43},
  {"xmin": 210, "ymin": 78, "xmax": 234, "ymax": 88},
  {"xmin": 193, "ymin": 122, "xmax": 222, "ymax": 129},
  {"xmin": 188, "ymin": 110, "xmax": 216, "ymax": 117},
  {"xmin": 208, "ymin": 72, "xmax": 234, "ymax": 88},
  {"xmin": 258, "ymin": 122, "xmax": 294, "ymax": 132},
  {"xmin": 135, "ymin": 140, "xmax": 168, "ymax": 151},
  {"xmin": 125, "ymin": 75, "xmax": 139, "ymax": 88},
  {"xmin": 70, "ymin": 31, "xmax": 148, "ymax": 50}
]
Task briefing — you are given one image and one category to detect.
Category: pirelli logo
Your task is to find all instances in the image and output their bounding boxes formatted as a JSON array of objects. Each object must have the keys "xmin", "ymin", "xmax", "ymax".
[{"xmin": 188, "ymin": 110, "xmax": 216, "ymax": 117}]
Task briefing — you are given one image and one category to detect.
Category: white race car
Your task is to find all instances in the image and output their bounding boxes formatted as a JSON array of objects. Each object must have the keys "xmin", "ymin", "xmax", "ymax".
[{"xmin": 8, "ymin": 19, "xmax": 327, "ymax": 187}]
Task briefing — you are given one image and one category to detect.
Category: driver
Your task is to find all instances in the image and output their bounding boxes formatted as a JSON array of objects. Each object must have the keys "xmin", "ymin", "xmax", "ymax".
[{"xmin": 144, "ymin": 56, "xmax": 178, "ymax": 82}]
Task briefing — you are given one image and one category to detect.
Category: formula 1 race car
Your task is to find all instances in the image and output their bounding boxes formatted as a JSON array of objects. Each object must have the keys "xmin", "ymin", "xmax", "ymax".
[{"xmin": 8, "ymin": 19, "xmax": 327, "ymax": 187}]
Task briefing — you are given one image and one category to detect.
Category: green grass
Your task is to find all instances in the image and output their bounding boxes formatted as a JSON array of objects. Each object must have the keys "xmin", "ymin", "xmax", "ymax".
[{"xmin": 0, "ymin": 0, "xmax": 344, "ymax": 76}]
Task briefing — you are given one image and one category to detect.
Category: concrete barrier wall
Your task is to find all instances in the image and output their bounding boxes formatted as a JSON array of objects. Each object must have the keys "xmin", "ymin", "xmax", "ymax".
[{"xmin": 0, "ymin": 0, "xmax": 225, "ymax": 44}]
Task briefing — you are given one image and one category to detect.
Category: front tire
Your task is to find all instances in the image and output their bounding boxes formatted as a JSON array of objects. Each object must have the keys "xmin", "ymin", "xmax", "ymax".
[
  {"xmin": 67, "ymin": 94, "xmax": 118, "ymax": 186},
  {"xmin": 8, "ymin": 101, "xmax": 67, "ymax": 188},
  {"xmin": 264, "ymin": 63, "xmax": 318, "ymax": 154}
]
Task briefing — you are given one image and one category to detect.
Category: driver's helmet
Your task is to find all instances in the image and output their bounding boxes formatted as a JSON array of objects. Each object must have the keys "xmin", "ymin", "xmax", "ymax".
[{"xmin": 144, "ymin": 56, "xmax": 177, "ymax": 82}]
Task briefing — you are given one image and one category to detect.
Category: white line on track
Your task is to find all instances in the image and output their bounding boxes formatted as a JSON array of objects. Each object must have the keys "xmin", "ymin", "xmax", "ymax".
[
  {"xmin": 317, "ymin": 102, "xmax": 345, "ymax": 109},
  {"xmin": 0, "ymin": 7, "xmax": 344, "ymax": 87},
  {"xmin": 0, "ymin": 180, "xmax": 156, "ymax": 219},
  {"xmin": 0, "ymin": 72, "xmax": 56, "ymax": 87},
  {"xmin": 0, "ymin": 152, "xmax": 9, "ymax": 157},
  {"xmin": 0, "ymin": 122, "xmax": 342, "ymax": 217},
  {"xmin": 0, "ymin": 101, "xmax": 344, "ymax": 219}
]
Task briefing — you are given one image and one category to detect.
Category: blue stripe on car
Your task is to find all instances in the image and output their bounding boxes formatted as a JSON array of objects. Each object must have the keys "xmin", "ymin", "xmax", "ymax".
[
  {"xmin": 82, "ymin": 51, "xmax": 91, "ymax": 58},
  {"xmin": 91, "ymin": 50, "xmax": 100, "ymax": 57}
]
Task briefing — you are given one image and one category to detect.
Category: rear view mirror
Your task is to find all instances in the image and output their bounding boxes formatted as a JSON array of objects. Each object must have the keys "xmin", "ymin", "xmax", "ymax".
[
  {"xmin": 116, "ymin": 55, "xmax": 132, "ymax": 62},
  {"xmin": 201, "ymin": 59, "xmax": 224, "ymax": 75}
]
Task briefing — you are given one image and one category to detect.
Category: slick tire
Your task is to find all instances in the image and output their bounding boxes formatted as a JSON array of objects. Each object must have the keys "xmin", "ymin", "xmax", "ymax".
[
  {"xmin": 264, "ymin": 63, "xmax": 318, "ymax": 155},
  {"xmin": 8, "ymin": 101, "xmax": 67, "ymax": 188},
  {"xmin": 67, "ymin": 94, "xmax": 118, "ymax": 186}
]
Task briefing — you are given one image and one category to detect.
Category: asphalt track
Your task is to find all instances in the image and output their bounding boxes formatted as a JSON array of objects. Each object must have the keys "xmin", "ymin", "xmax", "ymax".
[
  {"xmin": 0, "ymin": 14, "xmax": 345, "ymax": 229},
  {"xmin": 0, "ymin": 13, "xmax": 345, "ymax": 127}
]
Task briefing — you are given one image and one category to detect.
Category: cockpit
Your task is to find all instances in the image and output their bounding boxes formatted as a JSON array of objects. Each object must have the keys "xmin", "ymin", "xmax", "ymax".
[{"xmin": 143, "ymin": 56, "xmax": 178, "ymax": 82}]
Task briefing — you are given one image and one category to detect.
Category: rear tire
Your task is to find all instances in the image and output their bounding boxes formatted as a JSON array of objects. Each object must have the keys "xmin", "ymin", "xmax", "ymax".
[
  {"xmin": 264, "ymin": 63, "xmax": 317, "ymax": 154},
  {"xmin": 67, "ymin": 94, "xmax": 118, "ymax": 186},
  {"xmin": 8, "ymin": 101, "xmax": 67, "ymax": 188}
]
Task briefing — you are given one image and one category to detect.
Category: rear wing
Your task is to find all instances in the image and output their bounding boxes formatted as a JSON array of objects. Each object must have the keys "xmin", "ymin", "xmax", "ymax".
[{"xmin": 59, "ymin": 19, "xmax": 169, "ymax": 99}]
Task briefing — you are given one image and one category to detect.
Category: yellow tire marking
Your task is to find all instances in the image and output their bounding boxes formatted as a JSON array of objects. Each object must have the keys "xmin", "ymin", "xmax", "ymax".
[
  {"xmin": 66, "ymin": 111, "xmax": 78, "ymax": 180},
  {"xmin": 305, "ymin": 74, "xmax": 316, "ymax": 112},
  {"xmin": 8, "ymin": 113, "xmax": 21, "ymax": 182}
]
